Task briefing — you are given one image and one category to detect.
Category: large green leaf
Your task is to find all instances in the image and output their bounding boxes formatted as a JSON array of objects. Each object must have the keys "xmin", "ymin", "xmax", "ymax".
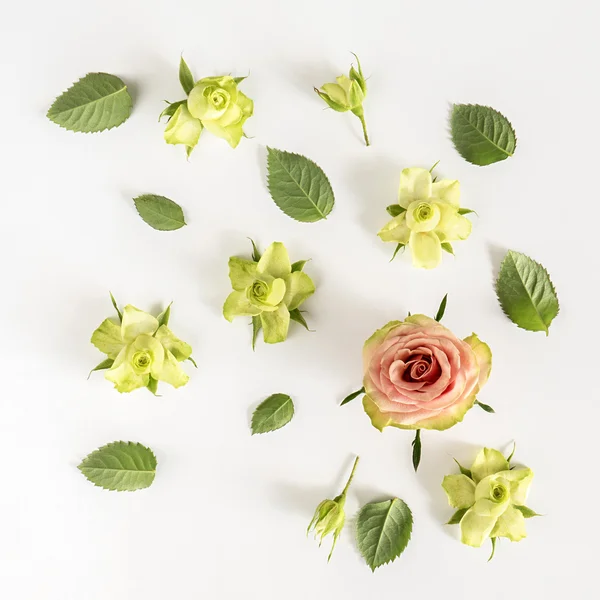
[
  {"xmin": 47, "ymin": 73, "xmax": 132, "ymax": 133},
  {"xmin": 133, "ymin": 194, "xmax": 186, "ymax": 231},
  {"xmin": 266, "ymin": 147, "xmax": 334, "ymax": 222},
  {"xmin": 356, "ymin": 498, "xmax": 413, "ymax": 571},
  {"xmin": 450, "ymin": 104, "xmax": 516, "ymax": 166},
  {"xmin": 251, "ymin": 393, "xmax": 294, "ymax": 434},
  {"xmin": 496, "ymin": 250, "xmax": 559, "ymax": 334},
  {"xmin": 78, "ymin": 441, "xmax": 157, "ymax": 491}
]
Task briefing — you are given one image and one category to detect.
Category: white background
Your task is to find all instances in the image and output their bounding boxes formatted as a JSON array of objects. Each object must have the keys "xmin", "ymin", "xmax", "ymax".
[{"xmin": 1, "ymin": 1, "xmax": 599, "ymax": 598}]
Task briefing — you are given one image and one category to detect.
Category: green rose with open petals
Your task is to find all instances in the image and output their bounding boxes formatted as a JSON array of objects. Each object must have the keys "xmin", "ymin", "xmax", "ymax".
[
  {"xmin": 442, "ymin": 447, "xmax": 538, "ymax": 559},
  {"xmin": 91, "ymin": 300, "xmax": 194, "ymax": 394},
  {"xmin": 223, "ymin": 241, "xmax": 315, "ymax": 346}
]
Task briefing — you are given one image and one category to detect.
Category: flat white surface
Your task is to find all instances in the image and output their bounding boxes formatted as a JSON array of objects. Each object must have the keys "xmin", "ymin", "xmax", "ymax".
[{"xmin": 1, "ymin": 1, "xmax": 598, "ymax": 598}]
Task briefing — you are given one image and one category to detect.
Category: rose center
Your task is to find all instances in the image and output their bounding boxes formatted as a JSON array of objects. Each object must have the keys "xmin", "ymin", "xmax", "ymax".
[
  {"xmin": 132, "ymin": 350, "xmax": 152, "ymax": 373},
  {"xmin": 491, "ymin": 483, "xmax": 508, "ymax": 503}
]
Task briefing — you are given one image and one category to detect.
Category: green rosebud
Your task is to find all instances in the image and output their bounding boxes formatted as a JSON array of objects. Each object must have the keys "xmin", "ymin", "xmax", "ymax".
[
  {"xmin": 188, "ymin": 75, "xmax": 253, "ymax": 148},
  {"xmin": 307, "ymin": 456, "xmax": 359, "ymax": 562},
  {"xmin": 163, "ymin": 104, "xmax": 203, "ymax": 157},
  {"xmin": 91, "ymin": 301, "xmax": 194, "ymax": 394},
  {"xmin": 442, "ymin": 447, "xmax": 538, "ymax": 559},
  {"xmin": 378, "ymin": 167, "xmax": 473, "ymax": 269},
  {"xmin": 223, "ymin": 241, "xmax": 315, "ymax": 345},
  {"xmin": 315, "ymin": 54, "xmax": 370, "ymax": 146}
]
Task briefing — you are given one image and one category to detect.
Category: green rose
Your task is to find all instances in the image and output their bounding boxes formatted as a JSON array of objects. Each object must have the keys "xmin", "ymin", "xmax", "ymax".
[
  {"xmin": 223, "ymin": 241, "xmax": 315, "ymax": 345},
  {"xmin": 91, "ymin": 303, "xmax": 193, "ymax": 394},
  {"xmin": 188, "ymin": 76, "xmax": 253, "ymax": 148},
  {"xmin": 163, "ymin": 103, "xmax": 203, "ymax": 157},
  {"xmin": 442, "ymin": 447, "xmax": 538, "ymax": 559}
]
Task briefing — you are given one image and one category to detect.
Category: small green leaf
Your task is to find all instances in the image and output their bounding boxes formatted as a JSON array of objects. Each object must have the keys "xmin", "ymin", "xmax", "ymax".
[
  {"xmin": 289, "ymin": 308, "xmax": 311, "ymax": 331},
  {"xmin": 496, "ymin": 250, "xmax": 559, "ymax": 335},
  {"xmin": 133, "ymin": 194, "xmax": 186, "ymax": 231},
  {"xmin": 434, "ymin": 293, "xmax": 448, "ymax": 322},
  {"xmin": 450, "ymin": 104, "xmax": 517, "ymax": 166},
  {"xmin": 251, "ymin": 393, "xmax": 294, "ymax": 435},
  {"xmin": 109, "ymin": 291, "xmax": 122, "ymax": 322},
  {"xmin": 251, "ymin": 316, "xmax": 262, "ymax": 351},
  {"xmin": 47, "ymin": 73, "xmax": 132, "ymax": 133},
  {"xmin": 488, "ymin": 537, "xmax": 497, "ymax": 562},
  {"xmin": 159, "ymin": 100, "xmax": 185, "ymax": 122},
  {"xmin": 411, "ymin": 429, "xmax": 422, "ymax": 471},
  {"xmin": 187, "ymin": 356, "xmax": 198, "ymax": 368},
  {"xmin": 147, "ymin": 376, "xmax": 159, "ymax": 395},
  {"xmin": 78, "ymin": 441, "xmax": 157, "ymax": 491},
  {"xmin": 248, "ymin": 238, "xmax": 261, "ymax": 262},
  {"xmin": 386, "ymin": 204, "xmax": 406, "ymax": 217},
  {"xmin": 441, "ymin": 242, "xmax": 454, "ymax": 255},
  {"xmin": 514, "ymin": 505, "xmax": 541, "ymax": 518},
  {"xmin": 447, "ymin": 508, "xmax": 468, "ymax": 525},
  {"xmin": 179, "ymin": 56, "xmax": 194, "ymax": 95},
  {"xmin": 266, "ymin": 147, "xmax": 335, "ymax": 222},
  {"xmin": 157, "ymin": 302, "xmax": 172, "ymax": 328},
  {"xmin": 453, "ymin": 458, "xmax": 473, "ymax": 479},
  {"xmin": 458, "ymin": 208, "xmax": 477, "ymax": 216},
  {"xmin": 390, "ymin": 243, "xmax": 405, "ymax": 262},
  {"xmin": 356, "ymin": 498, "xmax": 413, "ymax": 571},
  {"xmin": 88, "ymin": 357, "xmax": 114, "ymax": 379},
  {"xmin": 341, "ymin": 386, "xmax": 365, "ymax": 406},
  {"xmin": 291, "ymin": 259, "xmax": 309, "ymax": 272},
  {"xmin": 475, "ymin": 400, "xmax": 495, "ymax": 413}
]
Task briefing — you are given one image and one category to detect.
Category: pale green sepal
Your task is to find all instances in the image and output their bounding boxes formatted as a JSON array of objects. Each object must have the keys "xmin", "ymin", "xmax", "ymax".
[
  {"xmin": 229, "ymin": 257, "xmax": 258, "ymax": 291},
  {"xmin": 257, "ymin": 242, "xmax": 291, "ymax": 279},
  {"xmin": 490, "ymin": 506, "xmax": 527, "ymax": 541},
  {"xmin": 179, "ymin": 56, "xmax": 194, "ymax": 95},
  {"xmin": 460, "ymin": 508, "xmax": 497, "ymax": 547},
  {"xmin": 121, "ymin": 305, "xmax": 159, "ymax": 343},
  {"xmin": 289, "ymin": 308, "xmax": 311, "ymax": 331},
  {"xmin": 314, "ymin": 87, "xmax": 347, "ymax": 112},
  {"xmin": 156, "ymin": 303, "xmax": 172, "ymax": 328},
  {"xmin": 187, "ymin": 356, "xmax": 198, "ymax": 368},
  {"xmin": 155, "ymin": 325, "xmax": 192, "ymax": 361},
  {"xmin": 88, "ymin": 357, "xmax": 114, "ymax": 379},
  {"xmin": 260, "ymin": 304, "xmax": 290, "ymax": 344},
  {"xmin": 223, "ymin": 291, "xmax": 262, "ymax": 322},
  {"xmin": 91, "ymin": 318, "xmax": 124, "ymax": 359},
  {"xmin": 514, "ymin": 505, "xmax": 540, "ymax": 518},
  {"xmin": 147, "ymin": 376, "xmax": 159, "ymax": 395},
  {"xmin": 442, "ymin": 474, "xmax": 476, "ymax": 509},
  {"xmin": 471, "ymin": 448, "xmax": 509, "ymax": 482},
  {"xmin": 447, "ymin": 508, "xmax": 468, "ymax": 525},
  {"xmin": 291, "ymin": 259, "xmax": 309, "ymax": 272},
  {"xmin": 110, "ymin": 292, "xmax": 122, "ymax": 322},
  {"xmin": 251, "ymin": 315, "xmax": 261, "ymax": 350},
  {"xmin": 283, "ymin": 271, "xmax": 315, "ymax": 310},
  {"xmin": 159, "ymin": 100, "xmax": 185, "ymax": 122}
]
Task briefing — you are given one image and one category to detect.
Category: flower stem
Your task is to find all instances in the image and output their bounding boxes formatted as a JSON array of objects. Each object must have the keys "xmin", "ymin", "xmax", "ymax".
[
  {"xmin": 358, "ymin": 113, "xmax": 370, "ymax": 146},
  {"xmin": 341, "ymin": 456, "xmax": 360, "ymax": 497}
]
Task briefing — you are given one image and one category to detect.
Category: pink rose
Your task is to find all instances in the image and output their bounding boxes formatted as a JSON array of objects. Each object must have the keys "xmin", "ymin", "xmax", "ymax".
[{"xmin": 362, "ymin": 315, "xmax": 491, "ymax": 431}]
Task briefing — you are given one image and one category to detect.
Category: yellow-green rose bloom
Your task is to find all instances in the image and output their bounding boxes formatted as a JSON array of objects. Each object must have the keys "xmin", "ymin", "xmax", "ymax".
[
  {"xmin": 442, "ymin": 447, "xmax": 538, "ymax": 559},
  {"xmin": 379, "ymin": 167, "xmax": 473, "ymax": 269},
  {"xmin": 163, "ymin": 103, "xmax": 203, "ymax": 157},
  {"xmin": 91, "ymin": 303, "xmax": 193, "ymax": 394},
  {"xmin": 223, "ymin": 241, "xmax": 315, "ymax": 345},
  {"xmin": 188, "ymin": 76, "xmax": 253, "ymax": 148}
]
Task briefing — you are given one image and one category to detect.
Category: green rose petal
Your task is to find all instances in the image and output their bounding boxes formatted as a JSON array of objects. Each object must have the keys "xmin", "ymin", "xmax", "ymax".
[
  {"xmin": 471, "ymin": 448, "xmax": 509, "ymax": 483},
  {"xmin": 460, "ymin": 508, "xmax": 497, "ymax": 548},
  {"xmin": 228, "ymin": 257, "xmax": 258, "ymax": 291},
  {"xmin": 153, "ymin": 349, "xmax": 189, "ymax": 389},
  {"xmin": 257, "ymin": 242, "xmax": 291, "ymax": 279},
  {"xmin": 490, "ymin": 505, "xmax": 527, "ymax": 541},
  {"xmin": 91, "ymin": 318, "xmax": 124, "ymax": 359},
  {"xmin": 154, "ymin": 325, "xmax": 192, "ymax": 362},
  {"xmin": 283, "ymin": 271, "xmax": 315, "ymax": 310},
  {"xmin": 121, "ymin": 305, "xmax": 159, "ymax": 343},
  {"xmin": 223, "ymin": 291, "xmax": 262, "ymax": 322},
  {"xmin": 261, "ymin": 304, "xmax": 290, "ymax": 344},
  {"xmin": 442, "ymin": 474, "xmax": 476, "ymax": 509}
]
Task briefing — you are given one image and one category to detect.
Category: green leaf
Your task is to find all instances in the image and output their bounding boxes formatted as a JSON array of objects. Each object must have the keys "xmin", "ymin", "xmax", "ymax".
[
  {"xmin": 266, "ymin": 147, "xmax": 335, "ymax": 222},
  {"xmin": 475, "ymin": 399, "xmax": 495, "ymax": 413},
  {"xmin": 386, "ymin": 204, "xmax": 406, "ymax": 217},
  {"xmin": 341, "ymin": 386, "xmax": 365, "ymax": 406},
  {"xmin": 453, "ymin": 458, "xmax": 473, "ymax": 479},
  {"xmin": 147, "ymin": 376, "xmax": 159, "ymax": 395},
  {"xmin": 447, "ymin": 508, "xmax": 468, "ymax": 525},
  {"xmin": 179, "ymin": 56, "xmax": 194, "ymax": 95},
  {"xmin": 411, "ymin": 429, "xmax": 422, "ymax": 471},
  {"xmin": 251, "ymin": 316, "xmax": 261, "ymax": 351},
  {"xmin": 159, "ymin": 100, "xmax": 185, "ymax": 122},
  {"xmin": 133, "ymin": 194, "xmax": 186, "ymax": 231},
  {"xmin": 458, "ymin": 208, "xmax": 477, "ymax": 216},
  {"xmin": 251, "ymin": 393, "xmax": 294, "ymax": 435},
  {"xmin": 291, "ymin": 259, "xmax": 309, "ymax": 272},
  {"xmin": 289, "ymin": 308, "xmax": 311, "ymax": 331},
  {"xmin": 248, "ymin": 238, "xmax": 261, "ymax": 262},
  {"xmin": 157, "ymin": 302, "xmax": 172, "ymax": 328},
  {"xmin": 495, "ymin": 250, "xmax": 559, "ymax": 334},
  {"xmin": 88, "ymin": 357, "xmax": 114, "ymax": 379},
  {"xmin": 78, "ymin": 441, "xmax": 157, "ymax": 491},
  {"xmin": 434, "ymin": 293, "xmax": 448, "ymax": 322},
  {"xmin": 356, "ymin": 498, "xmax": 413, "ymax": 571},
  {"xmin": 441, "ymin": 242, "xmax": 454, "ymax": 255},
  {"xmin": 514, "ymin": 505, "xmax": 541, "ymax": 518},
  {"xmin": 47, "ymin": 73, "xmax": 132, "ymax": 133},
  {"xmin": 390, "ymin": 243, "xmax": 405, "ymax": 262},
  {"xmin": 109, "ymin": 291, "xmax": 122, "ymax": 322},
  {"xmin": 450, "ymin": 104, "xmax": 517, "ymax": 166}
]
